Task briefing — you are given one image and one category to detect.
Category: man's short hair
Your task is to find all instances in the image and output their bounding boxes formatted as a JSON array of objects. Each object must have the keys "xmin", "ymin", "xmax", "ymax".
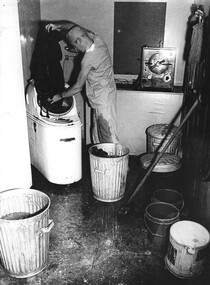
[{"xmin": 66, "ymin": 25, "xmax": 88, "ymax": 43}]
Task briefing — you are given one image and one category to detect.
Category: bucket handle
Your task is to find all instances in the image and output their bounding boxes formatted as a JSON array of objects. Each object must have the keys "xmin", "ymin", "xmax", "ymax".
[
  {"xmin": 37, "ymin": 219, "xmax": 54, "ymax": 237},
  {"xmin": 186, "ymin": 247, "xmax": 196, "ymax": 255},
  {"xmin": 179, "ymin": 201, "xmax": 185, "ymax": 212},
  {"xmin": 94, "ymin": 168, "xmax": 106, "ymax": 174},
  {"xmin": 144, "ymin": 214, "xmax": 166, "ymax": 237}
]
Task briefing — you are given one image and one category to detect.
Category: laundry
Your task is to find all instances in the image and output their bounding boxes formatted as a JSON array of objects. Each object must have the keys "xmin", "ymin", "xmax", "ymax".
[
  {"xmin": 30, "ymin": 24, "xmax": 66, "ymax": 102},
  {"xmin": 187, "ymin": 22, "xmax": 204, "ymax": 90},
  {"xmin": 91, "ymin": 147, "xmax": 109, "ymax": 157}
]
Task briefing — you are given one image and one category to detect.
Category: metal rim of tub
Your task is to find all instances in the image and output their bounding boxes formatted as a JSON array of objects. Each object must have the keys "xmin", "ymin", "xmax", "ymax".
[{"xmin": 88, "ymin": 143, "xmax": 130, "ymax": 158}]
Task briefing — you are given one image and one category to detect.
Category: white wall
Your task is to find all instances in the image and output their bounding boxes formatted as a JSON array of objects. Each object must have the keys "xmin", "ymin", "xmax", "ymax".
[
  {"xmin": 116, "ymin": 90, "xmax": 184, "ymax": 155},
  {"xmin": 40, "ymin": 0, "xmax": 197, "ymax": 85},
  {"xmin": 0, "ymin": 0, "xmax": 32, "ymax": 191}
]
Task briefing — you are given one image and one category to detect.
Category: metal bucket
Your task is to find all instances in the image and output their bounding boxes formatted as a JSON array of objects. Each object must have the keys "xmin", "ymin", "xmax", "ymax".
[
  {"xmin": 0, "ymin": 188, "xmax": 54, "ymax": 278},
  {"xmin": 89, "ymin": 143, "xmax": 129, "ymax": 202},
  {"xmin": 144, "ymin": 202, "xmax": 179, "ymax": 251},
  {"xmin": 151, "ymin": 189, "xmax": 184, "ymax": 211},
  {"xmin": 165, "ymin": 221, "xmax": 210, "ymax": 278}
]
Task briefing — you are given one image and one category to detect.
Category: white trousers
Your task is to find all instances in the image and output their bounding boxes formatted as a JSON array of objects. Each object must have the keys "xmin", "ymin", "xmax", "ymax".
[{"xmin": 91, "ymin": 104, "xmax": 119, "ymax": 144}]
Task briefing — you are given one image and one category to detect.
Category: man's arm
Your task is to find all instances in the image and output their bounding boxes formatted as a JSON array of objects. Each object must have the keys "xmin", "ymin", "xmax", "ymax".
[
  {"xmin": 49, "ymin": 62, "xmax": 92, "ymax": 104},
  {"xmin": 45, "ymin": 20, "xmax": 77, "ymax": 35},
  {"xmin": 62, "ymin": 63, "xmax": 92, "ymax": 98}
]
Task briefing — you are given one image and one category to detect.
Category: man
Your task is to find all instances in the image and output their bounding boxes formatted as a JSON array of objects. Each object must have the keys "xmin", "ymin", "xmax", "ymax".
[{"xmin": 46, "ymin": 21, "xmax": 119, "ymax": 144}]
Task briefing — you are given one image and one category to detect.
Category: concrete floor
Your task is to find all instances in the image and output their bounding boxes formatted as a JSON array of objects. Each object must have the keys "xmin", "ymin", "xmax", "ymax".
[{"xmin": 0, "ymin": 145, "xmax": 210, "ymax": 285}]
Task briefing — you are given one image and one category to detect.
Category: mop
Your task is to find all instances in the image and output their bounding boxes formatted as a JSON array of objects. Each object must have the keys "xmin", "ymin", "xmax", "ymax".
[{"xmin": 118, "ymin": 94, "xmax": 202, "ymax": 216}]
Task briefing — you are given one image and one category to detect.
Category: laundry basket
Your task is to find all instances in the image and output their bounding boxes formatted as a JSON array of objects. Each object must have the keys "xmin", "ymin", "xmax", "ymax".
[
  {"xmin": 89, "ymin": 143, "xmax": 130, "ymax": 202},
  {"xmin": 0, "ymin": 188, "xmax": 54, "ymax": 278},
  {"xmin": 146, "ymin": 124, "xmax": 182, "ymax": 154}
]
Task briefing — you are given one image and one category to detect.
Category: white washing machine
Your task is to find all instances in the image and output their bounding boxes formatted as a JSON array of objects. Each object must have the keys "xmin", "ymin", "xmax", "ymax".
[{"xmin": 25, "ymin": 80, "xmax": 82, "ymax": 184}]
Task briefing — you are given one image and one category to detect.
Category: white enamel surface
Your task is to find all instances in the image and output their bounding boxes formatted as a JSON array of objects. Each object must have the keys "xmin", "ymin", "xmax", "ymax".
[{"xmin": 170, "ymin": 221, "xmax": 210, "ymax": 248}]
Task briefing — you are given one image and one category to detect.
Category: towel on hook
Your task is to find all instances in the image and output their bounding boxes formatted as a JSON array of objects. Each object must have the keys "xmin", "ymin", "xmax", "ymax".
[{"xmin": 187, "ymin": 22, "xmax": 204, "ymax": 90}]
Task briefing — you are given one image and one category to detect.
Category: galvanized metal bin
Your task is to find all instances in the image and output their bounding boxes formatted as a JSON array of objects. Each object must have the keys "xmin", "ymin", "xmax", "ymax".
[
  {"xmin": 146, "ymin": 124, "xmax": 182, "ymax": 155},
  {"xmin": 89, "ymin": 143, "xmax": 130, "ymax": 202},
  {"xmin": 0, "ymin": 188, "xmax": 54, "ymax": 278}
]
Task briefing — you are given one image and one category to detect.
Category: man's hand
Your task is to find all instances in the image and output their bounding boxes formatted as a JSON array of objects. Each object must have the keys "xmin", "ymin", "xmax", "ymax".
[
  {"xmin": 45, "ymin": 24, "xmax": 61, "ymax": 33},
  {"xmin": 47, "ymin": 94, "xmax": 63, "ymax": 104}
]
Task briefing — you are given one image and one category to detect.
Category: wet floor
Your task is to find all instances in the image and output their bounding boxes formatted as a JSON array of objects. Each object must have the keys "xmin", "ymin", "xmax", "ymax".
[{"xmin": 0, "ymin": 145, "xmax": 210, "ymax": 285}]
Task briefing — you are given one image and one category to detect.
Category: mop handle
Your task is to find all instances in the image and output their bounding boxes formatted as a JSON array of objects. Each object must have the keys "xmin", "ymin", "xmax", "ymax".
[{"xmin": 126, "ymin": 95, "xmax": 201, "ymax": 205}]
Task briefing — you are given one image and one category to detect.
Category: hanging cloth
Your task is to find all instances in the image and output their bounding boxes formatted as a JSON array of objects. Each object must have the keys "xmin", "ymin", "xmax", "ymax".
[{"xmin": 187, "ymin": 22, "xmax": 204, "ymax": 91}]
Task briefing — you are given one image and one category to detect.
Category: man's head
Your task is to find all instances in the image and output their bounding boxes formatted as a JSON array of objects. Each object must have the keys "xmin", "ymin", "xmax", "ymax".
[{"xmin": 66, "ymin": 26, "xmax": 93, "ymax": 53}]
